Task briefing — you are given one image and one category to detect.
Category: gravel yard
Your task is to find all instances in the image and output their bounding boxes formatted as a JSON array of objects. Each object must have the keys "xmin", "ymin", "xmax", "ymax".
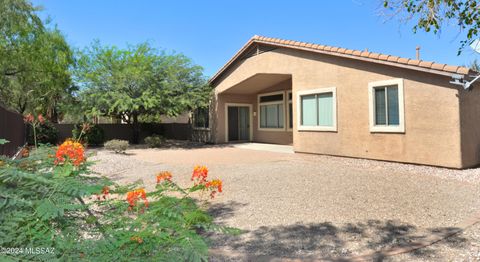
[{"xmin": 90, "ymin": 142, "xmax": 480, "ymax": 261}]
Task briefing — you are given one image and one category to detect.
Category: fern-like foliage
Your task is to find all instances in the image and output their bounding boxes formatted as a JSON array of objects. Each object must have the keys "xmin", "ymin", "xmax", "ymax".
[{"xmin": 0, "ymin": 145, "xmax": 238, "ymax": 261}]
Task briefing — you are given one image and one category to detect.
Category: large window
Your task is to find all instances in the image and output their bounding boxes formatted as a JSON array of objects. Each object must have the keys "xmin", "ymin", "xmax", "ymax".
[
  {"xmin": 258, "ymin": 92, "xmax": 285, "ymax": 130},
  {"xmin": 297, "ymin": 87, "xmax": 337, "ymax": 131},
  {"xmin": 368, "ymin": 79, "xmax": 404, "ymax": 133},
  {"xmin": 193, "ymin": 107, "xmax": 209, "ymax": 129}
]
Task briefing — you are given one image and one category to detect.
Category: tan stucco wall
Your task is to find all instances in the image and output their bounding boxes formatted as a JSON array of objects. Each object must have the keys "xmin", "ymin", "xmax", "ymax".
[
  {"xmin": 459, "ymin": 83, "xmax": 480, "ymax": 168},
  {"xmin": 213, "ymin": 48, "xmax": 469, "ymax": 168}
]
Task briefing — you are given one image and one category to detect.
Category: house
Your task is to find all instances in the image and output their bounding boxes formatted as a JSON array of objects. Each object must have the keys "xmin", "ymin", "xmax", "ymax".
[{"xmin": 206, "ymin": 35, "xmax": 480, "ymax": 169}]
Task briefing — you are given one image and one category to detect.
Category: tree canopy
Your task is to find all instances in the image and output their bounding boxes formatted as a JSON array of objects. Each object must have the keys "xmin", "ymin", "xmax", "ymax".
[
  {"xmin": 382, "ymin": 0, "xmax": 480, "ymax": 54},
  {"xmin": 0, "ymin": 0, "xmax": 74, "ymax": 120},
  {"xmin": 76, "ymin": 41, "xmax": 211, "ymax": 143}
]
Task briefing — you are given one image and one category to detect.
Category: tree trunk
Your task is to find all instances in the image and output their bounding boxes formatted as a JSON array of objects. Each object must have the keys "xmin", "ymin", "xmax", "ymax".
[{"xmin": 131, "ymin": 113, "xmax": 140, "ymax": 144}]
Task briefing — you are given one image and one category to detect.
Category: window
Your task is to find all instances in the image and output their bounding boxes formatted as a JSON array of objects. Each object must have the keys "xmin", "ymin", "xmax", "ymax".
[
  {"xmin": 368, "ymin": 79, "xmax": 405, "ymax": 133},
  {"xmin": 287, "ymin": 91, "xmax": 293, "ymax": 130},
  {"xmin": 297, "ymin": 87, "xmax": 337, "ymax": 131},
  {"xmin": 193, "ymin": 107, "xmax": 209, "ymax": 129},
  {"xmin": 258, "ymin": 92, "xmax": 285, "ymax": 130}
]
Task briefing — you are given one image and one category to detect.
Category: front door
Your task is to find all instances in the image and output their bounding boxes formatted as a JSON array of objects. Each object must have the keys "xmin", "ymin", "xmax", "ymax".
[{"xmin": 227, "ymin": 106, "xmax": 250, "ymax": 141}]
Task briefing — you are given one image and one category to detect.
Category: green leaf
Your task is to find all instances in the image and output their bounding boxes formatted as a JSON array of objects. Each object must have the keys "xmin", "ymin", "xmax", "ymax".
[
  {"xmin": 36, "ymin": 200, "xmax": 63, "ymax": 220},
  {"xmin": 54, "ymin": 163, "xmax": 74, "ymax": 177},
  {"xmin": 0, "ymin": 139, "xmax": 9, "ymax": 145}
]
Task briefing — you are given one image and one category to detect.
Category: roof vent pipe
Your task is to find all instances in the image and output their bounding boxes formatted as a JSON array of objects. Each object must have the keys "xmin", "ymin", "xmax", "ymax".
[{"xmin": 416, "ymin": 46, "xmax": 421, "ymax": 60}]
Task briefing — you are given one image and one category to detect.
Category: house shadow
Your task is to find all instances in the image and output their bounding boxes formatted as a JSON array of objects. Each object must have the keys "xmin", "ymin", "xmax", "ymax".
[{"xmin": 206, "ymin": 202, "xmax": 468, "ymax": 261}]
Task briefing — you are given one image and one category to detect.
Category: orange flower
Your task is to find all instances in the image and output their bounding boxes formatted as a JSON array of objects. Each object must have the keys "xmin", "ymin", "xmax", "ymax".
[
  {"xmin": 191, "ymin": 165, "xmax": 208, "ymax": 185},
  {"xmin": 21, "ymin": 148, "xmax": 29, "ymax": 158},
  {"xmin": 156, "ymin": 171, "xmax": 172, "ymax": 184},
  {"xmin": 130, "ymin": 236, "xmax": 143, "ymax": 244},
  {"xmin": 126, "ymin": 188, "xmax": 148, "ymax": 210},
  {"xmin": 205, "ymin": 179, "xmax": 223, "ymax": 198},
  {"xmin": 206, "ymin": 179, "xmax": 223, "ymax": 193},
  {"xmin": 101, "ymin": 186, "xmax": 110, "ymax": 200},
  {"xmin": 24, "ymin": 114, "xmax": 34, "ymax": 123},
  {"xmin": 54, "ymin": 139, "xmax": 85, "ymax": 166},
  {"xmin": 37, "ymin": 114, "xmax": 45, "ymax": 124}
]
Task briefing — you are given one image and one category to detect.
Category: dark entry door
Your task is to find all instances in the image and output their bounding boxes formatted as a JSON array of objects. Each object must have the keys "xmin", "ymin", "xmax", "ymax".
[{"xmin": 228, "ymin": 106, "xmax": 250, "ymax": 141}]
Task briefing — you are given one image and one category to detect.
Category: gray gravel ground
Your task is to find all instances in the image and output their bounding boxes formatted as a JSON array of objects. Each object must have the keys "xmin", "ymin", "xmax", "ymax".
[{"xmin": 89, "ymin": 144, "xmax": 480, "ymax": 261}]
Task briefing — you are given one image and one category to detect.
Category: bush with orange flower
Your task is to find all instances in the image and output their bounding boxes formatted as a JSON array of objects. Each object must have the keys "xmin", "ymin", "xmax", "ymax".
[
  {"xmin": 54, "ymin": 140, "xmax": 86, "ymax": 167},
  {"xmin": 0, "ymin": 139, "xmax": 237, "ymax": 261}
]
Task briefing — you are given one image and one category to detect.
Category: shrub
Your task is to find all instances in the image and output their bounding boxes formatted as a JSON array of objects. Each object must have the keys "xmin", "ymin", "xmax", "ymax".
[
  {"xmin": 144, "ymin": 134, "xmax": 166, "ymax": 148},
  {"xmin": 0, "ymin": 141, "xmax": 237, "ymax": 261},
  {"xmin": 72, "ymin": 123, "xmax": 105, "ymax": 145},
  {"xmin": 104, "ymin": 139, "xmax": 129, "ymax": 153},
  {"xmin": 27, "ymin": 121, "xmax": 58, "ymax": 145}
]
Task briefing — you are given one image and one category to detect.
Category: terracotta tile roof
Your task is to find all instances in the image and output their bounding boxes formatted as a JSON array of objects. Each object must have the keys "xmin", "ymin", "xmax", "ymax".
[{"xmin": 209, "ymin": 35, "xmax": 472, "ymax": 85}]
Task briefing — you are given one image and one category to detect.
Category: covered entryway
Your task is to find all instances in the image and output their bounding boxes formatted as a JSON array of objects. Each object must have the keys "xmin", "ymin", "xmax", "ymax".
[
  {"xmin": 225, "ymin": 103, "xmax": 252, "ymax": 142},
  {"xmin": 216, "ymin": 73, "xmax": 293, "ymax": 145}
]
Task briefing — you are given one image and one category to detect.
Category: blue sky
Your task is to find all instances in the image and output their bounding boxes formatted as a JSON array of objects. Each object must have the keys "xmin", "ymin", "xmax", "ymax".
[{"xmin": 33, "ymin": 0, "xmax": 480, "ymax": 77}]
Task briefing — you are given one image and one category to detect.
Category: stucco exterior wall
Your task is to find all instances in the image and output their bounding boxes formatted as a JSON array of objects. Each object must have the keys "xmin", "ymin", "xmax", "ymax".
[
  {"xmin": 459, "ymin": 83, "xmax": 480, "ymax": 168},
  {"xmin": 213, "ymin": 47, "xmax": 468, "ymax": 168}
]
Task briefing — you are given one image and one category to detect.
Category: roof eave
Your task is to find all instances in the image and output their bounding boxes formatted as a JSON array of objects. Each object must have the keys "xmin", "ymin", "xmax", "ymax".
[{"xmin": 209, "ymin": 36, "xmax": 471, "ymax": 86}]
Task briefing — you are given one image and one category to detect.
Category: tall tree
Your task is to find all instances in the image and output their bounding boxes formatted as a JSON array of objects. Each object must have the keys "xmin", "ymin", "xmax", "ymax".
[
  {"xmin": 76, "ymin": 41, "xmax": 211, "ymax": 143},
  {"xmin": 382, "ymin": 0, "xmax": 480, "ymax": 54},
  {"xmin": 0, "ymin": 0, "xmax": 74, "ymax": 121}
]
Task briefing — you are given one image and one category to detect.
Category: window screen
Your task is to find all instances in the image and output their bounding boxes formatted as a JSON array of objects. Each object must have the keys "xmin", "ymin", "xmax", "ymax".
[{"xmin": 374, "ymin": 85, "xmax": 399, "ymax": 126}]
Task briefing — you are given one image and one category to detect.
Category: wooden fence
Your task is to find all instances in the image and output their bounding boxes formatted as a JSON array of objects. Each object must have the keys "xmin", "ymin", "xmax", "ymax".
[{"xmin": 0, "ymin": 105, "xmax": 26, "ymax": 157}]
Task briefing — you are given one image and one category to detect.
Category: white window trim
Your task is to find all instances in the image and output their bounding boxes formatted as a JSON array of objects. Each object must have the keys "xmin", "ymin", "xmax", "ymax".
[
  {"xmin": 224, "ymin": 103, "xmax": 253, "ymax": 143},
  {"xmin": 286, "ymin": 90, "xmax": 293, "ymax": 132},
  {"xmin": 297, "ymin": 87, "xmax": 337, "ymax": 132},
  {"xmin": 368, "ymin": 78, "xmax": 405, "ymax": 133},
  {"xmin": 257, "ymin": 91, "xmax": 286, "ymax": 131}
]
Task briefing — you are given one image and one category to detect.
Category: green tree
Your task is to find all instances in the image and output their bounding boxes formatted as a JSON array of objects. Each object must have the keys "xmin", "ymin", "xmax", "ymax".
[
  {"xmin": 0, "ymin": 0, "xmax": 74, "ymax": 121},
  {"xmin": 382, "ymin": 0, "xmax": 480, "ymax": 54},
  {"xmin": 76, "ymin": 41, "xmax": 211, "ymax": 143}
]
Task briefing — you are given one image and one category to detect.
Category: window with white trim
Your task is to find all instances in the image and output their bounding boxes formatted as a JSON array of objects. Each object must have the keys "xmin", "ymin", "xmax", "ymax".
[
  {"xmin": 258, "ymin": 92, "xmax": 284, "ymax": 129},
  {"xmin": 297, "ymin": 87, "xmax": 337, "ymax": 131},
  {"xmin": 287, "ymin": 91, "xmax": 293, "ymax": 130},
  {"xmin": 368, "ymin": 79, "xmax": 405, "ymax": 133}
]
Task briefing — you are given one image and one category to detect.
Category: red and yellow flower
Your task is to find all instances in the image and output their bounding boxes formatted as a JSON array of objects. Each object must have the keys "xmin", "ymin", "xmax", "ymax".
[
  {"xmin": 54, "ymin": 139, "xmax": 85, "ymax": 166},
  {"xmin": 156, "ymin": 171, "xmax": 172, "ymax": 184},
  {"xmin": 205, "ymin": 179, "xmax": 223, "ymax": 198},
  {"xmin": 126, "ymin": 188, "xmax": 148, "ymax": 210},
  {"xmin": 191, "ymin": 165, "xmax": 208, "ymax": 185}
]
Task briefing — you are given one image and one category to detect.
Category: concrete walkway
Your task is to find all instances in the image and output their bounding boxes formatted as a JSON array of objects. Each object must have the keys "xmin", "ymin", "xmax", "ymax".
[{"xmin": 231, "ymin": 142, "xmax": 294, "ymax": 154}]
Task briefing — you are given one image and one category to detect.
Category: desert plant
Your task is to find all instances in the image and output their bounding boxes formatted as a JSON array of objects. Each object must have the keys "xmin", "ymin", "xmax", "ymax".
[
  {"xmin": 144, "ymin": 134, "xmax": 166, "ymax": 148},
  {"xmin": 104, "ymin": 139, "xmax": 129, "ymax": 153},
  {"xmin": 0, "ymin": 140, "xmax": 237, "ymax": 261},
  {"xmin": 72, "ymin": 123, "xmax": 105, "ymax": 145}
]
